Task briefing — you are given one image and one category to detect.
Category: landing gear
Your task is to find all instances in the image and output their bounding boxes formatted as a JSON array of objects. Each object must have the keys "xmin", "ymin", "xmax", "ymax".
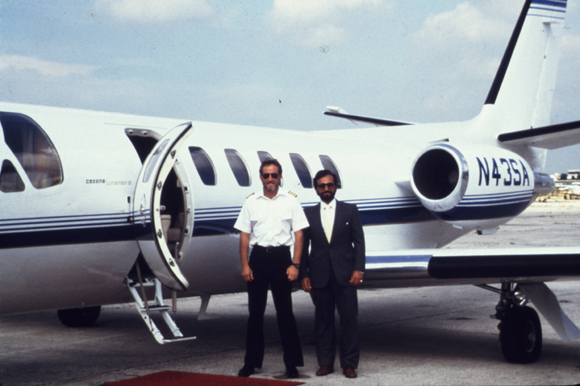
[
  {"xmin": 499, "ymin": 306, "xmax": 542, "ymax": 363},
  {"xmin": 490, "ymin": 283, "xmax": 542, "ymax": 363},
  {"xmin": 57, "ymin": 306, "xmax": 101, "ymax": 327}
]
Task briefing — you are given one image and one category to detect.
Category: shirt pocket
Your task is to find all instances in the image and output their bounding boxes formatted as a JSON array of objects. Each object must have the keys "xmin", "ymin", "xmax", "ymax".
[
  {"xmin": 274, "ymin": 208, "xmax": 294, "ymax": 227},
  {"xmin": 249, "ymin": 210, "xmax": 268, "ymax": 231}
]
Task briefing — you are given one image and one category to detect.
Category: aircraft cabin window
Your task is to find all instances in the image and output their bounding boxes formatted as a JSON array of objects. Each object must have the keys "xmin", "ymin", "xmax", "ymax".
[
  {"xmin": 225, "ymin": 149, "xmax": 251, "ymax": 187},
  {"xmin": 0, "ymin": 112, "xmax": 63, "ymax": 189},
  {"xmin": 143, "ymin": 139, "xmax": 170, "ymax": 183},
  {"xmin": 0, "ymin": 160, "xmax": 25, "ymax": 193},
  {"xmin": 257, "ymin": 151, "xmax": 273, "ymax": 163},
  {"xmin": 189, "ymin": 147, "xmax": 216, "ymax": 186},
  {"xmin": 319, "ymin": 155, "xmax": 342, "ymax": 188},
  {"xmin": 289, "ymin": 153, "xmax": 312, "ymax": 188}
]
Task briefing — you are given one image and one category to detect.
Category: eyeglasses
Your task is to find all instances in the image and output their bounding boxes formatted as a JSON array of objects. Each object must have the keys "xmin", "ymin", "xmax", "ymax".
[
  {"xmin": 317, "ymin": 183, "xmax": 335, "ymax": 189},
  {"xmin": 262, "ymin": 173, "xmax": 279, "ymax": 179}
]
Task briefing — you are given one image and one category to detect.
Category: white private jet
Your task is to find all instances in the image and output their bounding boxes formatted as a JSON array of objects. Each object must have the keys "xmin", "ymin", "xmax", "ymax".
[
  {"xmin": 565, "ymin": 182, "xmax": 580, "ymax": 196},
  {"xmin": 1, "ymin": 0, "xmax": 579, "ymax": 364}
]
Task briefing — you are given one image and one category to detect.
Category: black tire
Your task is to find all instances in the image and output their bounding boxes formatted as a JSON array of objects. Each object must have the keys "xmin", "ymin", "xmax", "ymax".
[
  {"xmin": 57, "ymin": 306, "xmax": 101, "ymax": 327},
  {"xmin": 499, "ymin": 306, "xmax": 542, "ymax": 364}
]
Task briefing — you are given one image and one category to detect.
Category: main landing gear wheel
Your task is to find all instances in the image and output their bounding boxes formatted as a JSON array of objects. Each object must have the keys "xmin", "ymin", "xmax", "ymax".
[
  {"xmin": 57, "ymin": 306, "xmax": 101, "ymax": 327},
  {"xmin": 499, "ymin": 306, "xmax": 542, "ymax": 364}
]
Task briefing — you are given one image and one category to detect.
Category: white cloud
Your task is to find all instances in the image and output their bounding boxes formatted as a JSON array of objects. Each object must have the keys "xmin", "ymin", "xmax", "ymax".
[
  {"xmin": 95, "ymin": 0, "xmax": 214, "ymax": 23},
  {"xmin": 268, "ymin": 0, "xmax": 382, "ymax": 25},
  {"xmin": 0, "ymin": 55, "xmax": 97, "ymax": 77},
  {"xmin": 414, "ymin": 1, "xmax": 516, "ymax": 44},
  {"xmin": 265, "ymin": 0, "xmax": 390, "ymax": 47},
  {"xmin": 0, "ymin": 65, "xmax": 169, "ymax": 117},
  {"xmin": 405, "ymin": 1, "xmax": 522, "ymax": 120},
  {"xmin": 299, "ymin": 25, "xmax": 346, "ymax": 48}
]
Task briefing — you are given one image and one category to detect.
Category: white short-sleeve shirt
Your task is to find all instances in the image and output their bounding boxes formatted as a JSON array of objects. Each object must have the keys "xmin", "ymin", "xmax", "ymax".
[{"xmin": 234, "ymin": 190, "xmax": 309, "ymax": 247}]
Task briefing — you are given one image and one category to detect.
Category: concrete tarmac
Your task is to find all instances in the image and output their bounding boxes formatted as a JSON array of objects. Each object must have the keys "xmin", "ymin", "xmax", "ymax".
[{"xmin": 2, "ymin": 202, "xmax": 580, "ymax": 385}]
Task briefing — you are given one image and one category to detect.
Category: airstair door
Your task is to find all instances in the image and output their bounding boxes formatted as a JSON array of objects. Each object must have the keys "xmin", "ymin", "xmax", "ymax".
[{"xmin": 133, "ymin": 122, "xmax": 194, "ymax": 291}]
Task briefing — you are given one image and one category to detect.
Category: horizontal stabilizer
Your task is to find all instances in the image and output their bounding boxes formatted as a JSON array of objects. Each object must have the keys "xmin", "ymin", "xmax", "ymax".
[
  {"xmin": 497, "ymin": 120, "xmax": 580, "ymax": 149},
  {"xmin": 324, "ymin": 106, "xmax": 413, "ymax": 127}
]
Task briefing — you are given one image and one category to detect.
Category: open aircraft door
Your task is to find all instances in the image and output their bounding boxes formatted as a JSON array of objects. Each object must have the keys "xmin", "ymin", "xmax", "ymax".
[{"xmin": 133, "ymin": 122, "xmax": 194, "ymax": 291}]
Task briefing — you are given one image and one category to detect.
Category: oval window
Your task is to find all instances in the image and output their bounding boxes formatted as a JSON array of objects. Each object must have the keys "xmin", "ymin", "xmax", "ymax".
[
  {"xmin": 289, "ymin": 153, "xmax": 312, "ymax": 188},
  {"xmin": 189, "ymin": 147, "xmax": 216, "ymax": 186},
  {"xmin": 225, "ymin": 149, "xmax": 251, "ymax": 187}
]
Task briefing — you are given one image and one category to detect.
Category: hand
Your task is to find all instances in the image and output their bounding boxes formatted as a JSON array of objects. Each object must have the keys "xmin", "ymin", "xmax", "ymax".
[
  {"xmin": 301, "ymin": 277, "xmax": 311, "ymax": 292},
  {"xmin": 241, "ymin": 265, "xmax": 254, "ymax": 282},
  {"xmin": 349, "ymin": 271, "xmax": 364, "ymax": 287},
  {"xmin": 287, "ymin": 265, "xmax": 299, "ymax": 281}
]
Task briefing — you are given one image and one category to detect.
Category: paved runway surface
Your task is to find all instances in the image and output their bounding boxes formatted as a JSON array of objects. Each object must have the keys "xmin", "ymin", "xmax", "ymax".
[{"xmin": 2, "ymin": 202, "xmax": 580, "ymax": 385}]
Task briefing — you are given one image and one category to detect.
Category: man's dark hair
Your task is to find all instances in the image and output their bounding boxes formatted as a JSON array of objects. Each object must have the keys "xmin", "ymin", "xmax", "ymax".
[
  {"xmin": 260, "ymin": 158, "xmax": 282, "ymax": 175},
  {"xmin": 313, "ymin": 169, "xmax": 337, "ymax": 187}
]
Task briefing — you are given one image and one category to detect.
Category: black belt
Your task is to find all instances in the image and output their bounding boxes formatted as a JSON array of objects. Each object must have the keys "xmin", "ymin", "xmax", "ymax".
[{"xmin": 254, "ymin": 245, "xmax": 290, "ymax": 253}]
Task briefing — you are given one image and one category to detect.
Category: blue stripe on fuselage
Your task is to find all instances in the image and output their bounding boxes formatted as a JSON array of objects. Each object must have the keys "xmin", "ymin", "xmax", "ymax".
[
  {"xmin": 0, "ymin": 223, "xmax": 142, "ymax": 249},
  {"xmin": 0, "ymin": 194, "xmax": 533, "ymax": 247}
]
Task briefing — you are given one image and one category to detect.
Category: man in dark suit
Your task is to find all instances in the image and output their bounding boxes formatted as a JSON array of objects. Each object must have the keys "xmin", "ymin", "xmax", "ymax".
[{"xmin": 300, "ymin": 170, "xmax": 365, "ymax": 379}]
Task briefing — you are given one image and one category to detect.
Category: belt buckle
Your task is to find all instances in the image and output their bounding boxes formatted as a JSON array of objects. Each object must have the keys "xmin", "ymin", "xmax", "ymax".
[{"xmin": 266, "ymin": 246, "xmax": 272, "ymax": 253}]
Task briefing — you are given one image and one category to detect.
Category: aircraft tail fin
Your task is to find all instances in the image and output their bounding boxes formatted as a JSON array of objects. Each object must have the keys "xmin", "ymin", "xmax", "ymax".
[{"xmin": 482, "ymin": 0, "xmax": 567, "ymax": 130}]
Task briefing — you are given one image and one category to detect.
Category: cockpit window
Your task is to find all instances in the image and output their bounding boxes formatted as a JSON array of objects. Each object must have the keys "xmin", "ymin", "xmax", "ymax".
[
  {"xmin": 189, "ymin": 147, "xmax": 216, "ymax": 186},
  {"xmin": 319, "ymin": 155, "xmax": 342, "ymax": 188},
  {"xmin": 0, "ymin": 160, "xmax": 25, "ymax": 193},
  {"xmin": 0, "ymin": 112, "xmax": 63, "ymax": 189},
  {"xmin": 289, "ymin": 153, "xmax": 312, "ymax": 188},
  {"xmin": 225, "ymin": 149, "xmax": 251, "ymax": 187}
]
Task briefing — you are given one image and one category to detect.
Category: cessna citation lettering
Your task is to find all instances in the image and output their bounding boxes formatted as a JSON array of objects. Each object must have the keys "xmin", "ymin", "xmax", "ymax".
[{"xmin": 1, "ymin": 0, "xmax": 579, "ymax": 364}]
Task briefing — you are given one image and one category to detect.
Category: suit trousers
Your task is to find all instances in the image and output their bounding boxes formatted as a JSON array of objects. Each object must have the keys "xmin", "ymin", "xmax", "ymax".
[
  {"xmin": 244, "ymin": 246, "xmax": 303, "ymax": 369},
  {"xmin": 310, "ymin": 268, "xmax": 359, "ymax": 369}
]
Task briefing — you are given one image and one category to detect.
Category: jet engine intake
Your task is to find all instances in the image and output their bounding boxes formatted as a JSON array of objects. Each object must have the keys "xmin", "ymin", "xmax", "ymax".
[
  {"xmin": 411, "ymin": 144, "xmax": 468, "ymax": 213},
  {"xmin": 410, "ymin": 144, "xmax": 550, "ymax": 229}
]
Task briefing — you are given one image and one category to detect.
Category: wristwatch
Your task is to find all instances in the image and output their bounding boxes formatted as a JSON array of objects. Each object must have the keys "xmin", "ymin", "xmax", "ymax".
[{"xmin": 292, "ymin": 263, "xmax": 300, "ymax": 268}]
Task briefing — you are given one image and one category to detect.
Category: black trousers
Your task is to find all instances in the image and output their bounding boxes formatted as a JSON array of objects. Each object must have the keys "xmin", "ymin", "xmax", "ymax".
[
  {"xmin": 310, "ymin": 268, "xmax": 359, "ymax": 369},
  {"xmin": 244, "ymin": 246, "xmax": 303, "ymax": 369}
]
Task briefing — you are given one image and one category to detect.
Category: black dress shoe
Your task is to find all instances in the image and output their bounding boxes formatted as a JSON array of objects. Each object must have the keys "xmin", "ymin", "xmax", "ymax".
[
  {"xmin": 343, "ymin": 365, "xmax": 357, "ymax": 378},
  {"xmin": 316, "ymin": 365, "xmax": 334, "ymax": 376},
  {"xmin": 286, "ymin": 365, "xmax": 299, "ymax": 378},
  {"xmin": 238, "ymin": 365, "xmax": 254, "ymax": 377}
]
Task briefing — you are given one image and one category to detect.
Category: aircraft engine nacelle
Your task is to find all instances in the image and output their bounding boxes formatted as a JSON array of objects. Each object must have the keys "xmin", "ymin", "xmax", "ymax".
[{"xmin": 410, "ymin": 143, "xmax": 553, "ymax": 230}]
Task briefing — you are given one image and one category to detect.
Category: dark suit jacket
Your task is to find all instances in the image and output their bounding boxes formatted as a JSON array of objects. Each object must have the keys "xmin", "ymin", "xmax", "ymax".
[{"xmin": 300, "ymin": 200, "xmax": 365, "ymax": 288}]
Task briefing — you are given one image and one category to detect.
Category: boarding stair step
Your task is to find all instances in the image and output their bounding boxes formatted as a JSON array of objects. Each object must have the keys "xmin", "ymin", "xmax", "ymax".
[
  {"xmin": 146, "ymin": 305, "xmax": 171, "ymax": 312},
  {"xmin": 125, "ymin": 277, "xmax": 196, "ymax": 344}
]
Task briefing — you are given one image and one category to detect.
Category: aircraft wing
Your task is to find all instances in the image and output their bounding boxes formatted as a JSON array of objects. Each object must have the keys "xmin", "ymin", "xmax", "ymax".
[
  {"xmin": 365, "ymin": 247, "xmax": 580, "ymax": 342},
  {"xmin": 498, "ymin": 120, "xmax": 580, "ymax": 149},
  {"xmin": 365, "ymin": 247, "xmax": 580, "ymax": 283}
]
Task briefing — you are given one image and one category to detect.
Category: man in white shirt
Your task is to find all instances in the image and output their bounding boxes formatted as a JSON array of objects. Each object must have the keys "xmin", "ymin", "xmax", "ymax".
[
  {"xmin": 300, "ymin": 170, "xmax": 365, "ymax": 379},
  {"xmin": 234, "ymin": 158, "xmax": 309, "ymax": 379}
]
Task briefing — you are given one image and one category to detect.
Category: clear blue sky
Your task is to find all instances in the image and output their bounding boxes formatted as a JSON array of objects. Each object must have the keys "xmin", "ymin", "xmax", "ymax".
[{"xmin": 1, "ymin": 0, "xmax": 579, "ymax": 174}]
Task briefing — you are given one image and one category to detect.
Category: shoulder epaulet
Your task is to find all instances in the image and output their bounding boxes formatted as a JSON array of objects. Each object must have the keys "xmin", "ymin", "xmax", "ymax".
[
  {"xmin": 246, "ymin": 192, "xmax": 255, "ymax": 199},
  {"xmin": 288, "ymin": 191, "xmax": 297, "ymax": 197}
]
